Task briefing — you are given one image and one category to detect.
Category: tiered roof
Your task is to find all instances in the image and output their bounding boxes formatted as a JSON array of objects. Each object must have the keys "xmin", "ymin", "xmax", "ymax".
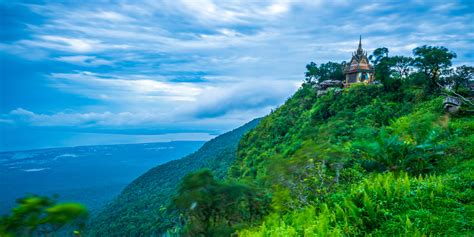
[{"xmin": 344, "ymin": 36, "xmax": 373, "ymax": 73}]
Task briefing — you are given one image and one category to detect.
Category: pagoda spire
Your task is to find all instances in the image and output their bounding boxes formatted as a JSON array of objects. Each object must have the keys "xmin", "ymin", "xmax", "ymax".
[{"xmin": 357, "ymin": 35, "xmax": 363, "ymax": 54}]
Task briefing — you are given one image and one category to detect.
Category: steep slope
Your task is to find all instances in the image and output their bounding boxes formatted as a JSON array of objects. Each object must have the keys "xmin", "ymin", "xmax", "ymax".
[
  {"xmin": 228, "ymin": 84, "xmax": 473, "ymax": 235},
  {"xmin": 88, "ymin": 118, "xmax": 260, "ymax": 236}
]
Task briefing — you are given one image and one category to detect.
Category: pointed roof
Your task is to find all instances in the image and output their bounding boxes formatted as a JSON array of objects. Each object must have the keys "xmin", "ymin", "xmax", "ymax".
[
  {"xmin": 351, "ymin": 35, "xmax": 368, "ymax": 61},
  {"xmin": 356, "ymin": 35, "xmax": 363, "ymax": 55},
  {"xmin": 344, "ymin": 36, "xmax": 373, "ymax": 73}
]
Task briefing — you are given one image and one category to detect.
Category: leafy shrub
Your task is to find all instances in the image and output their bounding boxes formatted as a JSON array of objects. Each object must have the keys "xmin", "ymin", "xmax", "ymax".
[
  {"xmin": 0, "ymin": 195, "xmax": 88, "ymax": 236},
  {"xmin": 239, "ymin": 172, "xmax": 472, "ymax": 236}
]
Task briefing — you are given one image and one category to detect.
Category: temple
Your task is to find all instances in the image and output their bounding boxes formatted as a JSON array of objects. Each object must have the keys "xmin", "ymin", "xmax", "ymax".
[{"xmin": 344, "ymin": 36, "xmax": 374, "ymax": 86}]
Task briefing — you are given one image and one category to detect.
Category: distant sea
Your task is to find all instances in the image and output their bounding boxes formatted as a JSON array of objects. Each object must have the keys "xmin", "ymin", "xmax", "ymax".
[
  {"xmin": 0, "ymin": 126, "xmax": 215, "ymax": 151},
  {"xmin": 0, "ymin": 141, "xmax": 205, "ymax": 214}
]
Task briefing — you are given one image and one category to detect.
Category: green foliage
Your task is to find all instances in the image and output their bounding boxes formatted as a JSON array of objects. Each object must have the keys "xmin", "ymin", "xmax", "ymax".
[
  {"xmin": 368, "ymin": 45, "xmax": 460, "ymax": 96},
  {"xmin": 412, "ymin": 45, "xmax": 457, "ymax": 93},
  {"xmin": 390, "ymin": 56, "xmax": 414, "ymax": 79},
  {"xmin": 305, "ymin": 61, "xmax": 345, "ymax": 84},
  {"xmin": 368, "ymin": 47, "xmax": 389, "ymax": 67},
  {"xmin": 230, "ymin": 85, "xmax": 318, "ymax": 180},
  {"xmin": 88, "ymin": 119, "xmax": 260, "ymax": 236},
  {"xmin": 354, "ymin": 99, "xmax": 401, "ymax": 126},
  {"xmin": 374, "ymin": 55, "xmax": 402, "ymax": 92},
  {"xmin": 443, "ymin": 65, "xmax": 474, "ymax": 94},
  {"xmin": 171, "ymin": 169, "xmax": 267, "ymax": 236},
  {"xmin": 351, "ymin": 102, "xmax": 452, "ymax": 175},
  {"xmin": 92, "ymin": 44, "xmax": 471, "ymax": 236},
  {"xmin": 230, "ymin": 46, "xmax": 472, "ymax": 235},
  {"xmin": 0, "ymin": 195, "xmax": 88, "ymax": 236},
  {"xmin": 239, "ymin": 171, "xmax": 472, "ymax": 236}
]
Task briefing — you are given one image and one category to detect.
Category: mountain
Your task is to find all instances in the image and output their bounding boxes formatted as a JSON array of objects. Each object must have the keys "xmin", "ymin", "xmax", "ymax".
[
  {"xmin": 87, "ymin": 118, "xmax": 261, "ymax": 236},
  {"xmin": 0, "ymin": 141, "xmax": 204, "ymax": 214},
  {"xmin": 4, "ymin": 45, "xmax": 472, "ymax": 236},
  {"xmin": 228, "ymin": 84, "xmax": 473, "ymax": 235}
]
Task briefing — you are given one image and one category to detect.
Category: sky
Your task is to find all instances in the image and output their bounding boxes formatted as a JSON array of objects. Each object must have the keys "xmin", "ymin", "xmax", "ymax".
[{"xmin": 1, "ymin": 0, "xmax": 473, "ymax": 151}]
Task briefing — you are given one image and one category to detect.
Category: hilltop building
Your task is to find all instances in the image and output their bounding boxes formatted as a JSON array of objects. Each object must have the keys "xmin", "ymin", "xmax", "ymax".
[{"xmin": 344, "ymin": 36, "xmax": 374, "ymax": 86}]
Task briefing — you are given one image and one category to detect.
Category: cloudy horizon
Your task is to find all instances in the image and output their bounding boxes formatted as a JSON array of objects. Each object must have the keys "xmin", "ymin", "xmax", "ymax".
[{"xmin": 1, "ymin": 0, "xmax": 473, "ymax": 151}]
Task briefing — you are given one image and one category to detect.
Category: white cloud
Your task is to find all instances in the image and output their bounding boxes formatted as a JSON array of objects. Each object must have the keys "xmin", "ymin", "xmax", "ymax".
[
  {"xmin": 8, "ymin": 108, "xmax": 164, "ymax": 127},
  {"xmin": 95, "ymin": 11, "xmax": 133, "ymax": 22},
  {"xmin": 22, "ymin": 36, "xmax": 98, "ymax": 53},
  {"xmin": 3, "ymin": 76, "xmax": 299, "ymax": 129},
  {"xmin": 2, "ymin": 0, "xmax": 473, "ymax": 141},
  {"xmin": 431, "ymin": 3, "xmax": 463, "ymax": 12},
  {"xmin": 266, "ymin": 3, "xmax": 290, "ymax": 15},
  {"xmin": 4, "ymin": 106, "xmax": 250, "ymax": 133},
  {"xmin": 15, "ymin": 35, "xmax": 131, "ymax": 55},
  {"xmin": 186, "ymin": 80, "xmax": 299, "ymax": 118},
  {"xmin": 49, "ymin": 71, "xmax": 204, "ymax": 103},
  {"xmin": 55, "ymin": 55, "xmax": 113, "ymax": 66},
  {"xmin": 22, "ymin": 168, "xmax": 50, "ymax": 172}
]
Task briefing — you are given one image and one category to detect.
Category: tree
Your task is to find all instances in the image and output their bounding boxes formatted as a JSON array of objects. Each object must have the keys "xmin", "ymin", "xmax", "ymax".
[
  {"xmin": 171, "ymin": 169, "xmax": 267, "ymax": 236},
  {"xmin": 412, "ymin": 45, "xmax": 457, "ymax": 92},
  {"xmin": 369, "ymin": 48, "xmax": 401, "ymax": 91},
  {"xmin": 391, "ymin": 56, "xmax": 414, "ymax": 80},
  {"xmin": 444, "ymin": 65, "xmax": 474, "ymax": 93},
  {"xmin": 305, "ymin": 61, "xmax": 345, "ymax": 84},
  {"xmin": 373, "ymin": 55, "xmax": 401, "ymax": 92},
  {"xmin": 369, "ymin": 47, "xmax": 389, "ymax": 67},
  {"xmin": 320, "ymin": 61, "xmax": 346, "ymax": 82},
  {"xmin": 0, "ymin": 195, "xmax": 88, "ymax": 236},
  {"xmin": 172, "ymin": 170, "xmax": 217, "ymax": 236},
  {"xmin": 369, "ymin": 50, "xmax": 415, "ymax": 92},
  {"xmin": 305, "ymin": 62, "xmax": 318, "ymax": 84}
]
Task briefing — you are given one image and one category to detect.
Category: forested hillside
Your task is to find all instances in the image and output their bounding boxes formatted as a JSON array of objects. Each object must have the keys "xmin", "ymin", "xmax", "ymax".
[
  {"xmin": 170, "ymin": 45, "xmax": 473, "ymax": 236},
  {"xmin": 3, "ymin": 1, "xmax": 474, "ymax": 236},
  {"xmin": 8, "ymin": 45, "xmax": 470, "ymax": 237},
  {"xmin": 87, "ymin": 119, "xmax": 260, "ymax": 236},
  {"xmin": 234, "ymin": 84, "xmax": 472, "ymax": 236}
]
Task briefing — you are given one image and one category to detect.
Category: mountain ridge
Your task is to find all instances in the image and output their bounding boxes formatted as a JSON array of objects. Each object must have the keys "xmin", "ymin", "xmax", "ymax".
[{"xmin": 88, "ymin": 118, "xmax": 261, "ymax": 236}]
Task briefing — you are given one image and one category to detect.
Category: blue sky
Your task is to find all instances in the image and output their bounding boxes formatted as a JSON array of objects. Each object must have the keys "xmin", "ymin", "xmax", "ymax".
[{"xmin": 1, "ymin": 0, "xmax": 473, "ymax": 151}]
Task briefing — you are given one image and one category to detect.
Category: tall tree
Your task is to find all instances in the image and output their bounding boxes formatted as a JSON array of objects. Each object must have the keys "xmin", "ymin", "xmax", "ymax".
[
  {"xmin": 372, "ymin": 51, "xmax": 399, "ymax": 92},
  {"xmin": 321, "ymin": 61, "xmax": 346, "ymax": 82},
  {"xmin": 412, "ymin": 45, "xmax": 457, "ymax": 92},
  {"xmin": 391, "ymin": 56, "xmax": 414, "ymax": 80},
  {"xmin": 305, "ymin": 61, "xmax": 345, "ymax": 84},
  {"xmin": 172, "ymin": 169, "xmax": 266, "ymax": 236},
  {"xmin": 444, "ymin": 65, "xmax": 474, "ymax": 93},
  {"xmin": 369, "ymin": 47, "xmax": 389, "ymax": 67},
  {"xmin": 305, "ymin": 62, "xmax": 318, "ymax": 84}
]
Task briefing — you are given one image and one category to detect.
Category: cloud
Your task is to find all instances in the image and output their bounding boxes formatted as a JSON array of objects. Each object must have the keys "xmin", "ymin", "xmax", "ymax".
[
  {"xmin": 172, "ymin": 0, "xmax": 291, "ymax": 25},
  {"xmin": 0, "ymin": 119, "xmax": 14, "ymax": 124},
  {"xmin": 188, "ymin": 80, "xmax": 299, "ymax": 118},
  {"xmin": 430, "ymin": 2, "xmax": 465, "ymax": 12},
  {"xmin": 3, "ymin": 77, "xmax": 298, "ymax": 129},
  {"xmin": 5, "ymin": 0, "xmax": 472, "ymax": 65},
  {"xmin": 19, "ymin": 36, "xmax": 97, "ymax": 53},
  {"xmin": 22, "ymin": 168, "xmax": 50, "ymax": 172},
  {"xmin": 55, "ymin": 55, "xmax": 113, "ymax": 66},
  {"xmin": 1, "ymin": 0, "xmax": 473, "ymax": 150},
  {"xmin": 45, "ymin": 71, "xmax": 300, "ymax": 118},
  {"xmin": 17, "ymin": 35, "xmax": 130, "ymax": 54},
  {"xmin": 8, "ymin": 108, "xmax": 165, "ymax": 127},
  {"xmin": 48, "ymin": 71, "xmax": 204, "ymax": 104},
  {"xmin": 95, "ymin": 11, "xmax": 133, "ymax": 22},
  {"xmin": 3, "ymin": 106, "xmax": 251, "ymax": 133}
]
